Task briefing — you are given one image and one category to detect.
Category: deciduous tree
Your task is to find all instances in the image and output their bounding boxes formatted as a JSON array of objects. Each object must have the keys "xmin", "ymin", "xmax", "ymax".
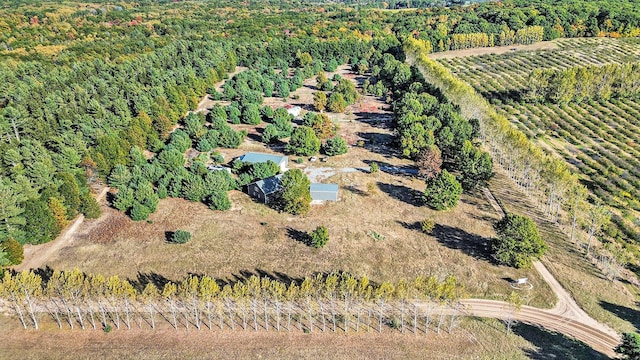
[
  {"xmin": 492, "ymin": 213, "xmax": 547, "ymax": 269},
  {"xmin": 279, "ymin": 169, "xmax": 311, "ymax": 215}
]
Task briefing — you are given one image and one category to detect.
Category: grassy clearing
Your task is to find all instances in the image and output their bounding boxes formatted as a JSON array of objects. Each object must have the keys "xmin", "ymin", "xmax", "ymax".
[{"xmin": 48, "ymin": 165, "xmax": 553, "ymax": 308}]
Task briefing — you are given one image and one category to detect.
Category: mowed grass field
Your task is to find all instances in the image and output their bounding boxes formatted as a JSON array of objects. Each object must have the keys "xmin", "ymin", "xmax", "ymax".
[{"xmin": 438, "ymin": 37, "xmax": 640, "ymax": 248}]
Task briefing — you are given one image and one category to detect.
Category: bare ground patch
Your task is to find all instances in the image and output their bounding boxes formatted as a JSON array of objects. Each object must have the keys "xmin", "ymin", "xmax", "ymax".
[{"xmin": 427, "ymin": 40, "xmax": 559, "ymax": 60}]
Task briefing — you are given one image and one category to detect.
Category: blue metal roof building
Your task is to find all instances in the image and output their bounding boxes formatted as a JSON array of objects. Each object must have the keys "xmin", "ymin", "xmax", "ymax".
[
  {"xmin": 310, "ymin": 183, "xmax": 339, "ymax": 201},
  {"xmin": 239, "ymin": 152, "xmax": 288, "ymax": 172}
]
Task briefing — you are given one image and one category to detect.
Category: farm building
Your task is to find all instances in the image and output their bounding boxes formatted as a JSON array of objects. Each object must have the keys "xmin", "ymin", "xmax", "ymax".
[
  {"xmin": 310, "ymin": 183, "xmax": 339, "ymax": 201},
  {"xmin": 247, "ymin": 175, "xmax": 284, "ymax": 204},
  {"xmin": 239, "ymin": 152, "xmax": 288, "ymax": 172}
]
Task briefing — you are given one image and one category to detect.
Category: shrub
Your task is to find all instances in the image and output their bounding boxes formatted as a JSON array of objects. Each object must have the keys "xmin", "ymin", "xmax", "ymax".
[
  {"xmin": 369, "ymin": 162, "xmax": 379, "ymax": 174},
  {"xmin": 1, "ymin": 238, "xmax": 24, "ymax": 265},
  {"xmin": 309, "ymin": 226, "xmax": 329, "ymax": 248},
  {"xmin": 421, "ymin": 219, "xmax": 435, "ymax": 234},
  {"xmin": 171, "ymin": 230, "xmax": 192, "ymax": 244}
]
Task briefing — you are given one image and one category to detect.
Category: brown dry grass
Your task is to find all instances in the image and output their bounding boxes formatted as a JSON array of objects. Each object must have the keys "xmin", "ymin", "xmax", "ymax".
[
  {"xmin": 0, "ymin": 313, "xmax": 602, "ymax": 360},
  {"xmin": 46, "ymin": 167, "xmax": 553, "ymax": 308},
  {"xmin": 489, "ymin": 170, "xmax": 640, "ymax": 333}
]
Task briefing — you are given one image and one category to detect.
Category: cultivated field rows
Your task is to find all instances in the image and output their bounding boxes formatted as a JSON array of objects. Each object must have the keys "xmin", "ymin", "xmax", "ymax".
[{"xmin": 439, "ymin": 38, "xmax": 640, "ymax": 245}]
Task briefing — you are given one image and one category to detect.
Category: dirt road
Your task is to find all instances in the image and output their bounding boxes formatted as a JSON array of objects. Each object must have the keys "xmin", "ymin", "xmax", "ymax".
[
  {"xmin": 454, "ymin": 299, "xmax": 619, "ymax": 357},
  {"xmin": 15, "ymin": 187, "xmax": 109, "ymax": 272}
]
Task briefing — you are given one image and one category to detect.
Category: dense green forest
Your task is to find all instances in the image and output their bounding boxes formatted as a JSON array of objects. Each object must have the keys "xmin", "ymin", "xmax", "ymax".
[{"xmin": 2, "ymin": 0, "xmax": 640, "ymax": 264}]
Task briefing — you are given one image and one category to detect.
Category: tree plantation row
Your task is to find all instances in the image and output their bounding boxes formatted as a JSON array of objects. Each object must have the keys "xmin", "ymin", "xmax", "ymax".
[
  {"xmin": 0, "ymin": 269, "xmax": 465, "ymax": 335},
  {"xmin": 438, "ymin": 38, "xmax": 640, "ymax": 101},
  {"xmin": 436, "ymin": 37, "xmax": 640, "ymax": 257}
]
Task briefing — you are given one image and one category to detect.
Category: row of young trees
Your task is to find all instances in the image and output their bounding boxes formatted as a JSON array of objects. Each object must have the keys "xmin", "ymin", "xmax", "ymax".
[
  {"xmin": 526, "ymin": 62, "xmax": 640, "ymax": 104},
  {"xmin": 0, "ymin": 269, "xmax": 465, "ymax": 334},
  {"xmin": 404, "ymin": 38, "xmax": 617, "ymax": 272},
  {"xmin": 448, "ymin": 26, "xmax": 544, "ymax": 51}
]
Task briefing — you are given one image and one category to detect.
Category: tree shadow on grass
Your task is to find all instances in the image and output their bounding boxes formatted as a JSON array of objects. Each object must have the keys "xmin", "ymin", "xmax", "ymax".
[
  {"xmin": 512, "ymin": 323, "xmax": 609, "ymax": 360},
  {"xmin": 286, "ymin": 227, "xmax": 311, "ymax": 246},
  {"xmin": 600, "ymin": 300, "xmax": 640, "ymax": 331},
  {"xmin": 342, "ymin": 184, "xmax": 369, "ymax": 197},
  {"xmin": 131, "ymin": 272, "xmax": 172, "ymax": 292},
  {"xmin": 431, "ymin": 223, "xmax": 493, "ymax": 262},
  {"xmin": 377, "ymin": 182, "xmax": 423, "ymax": 207},
  {"xmin": 397, "ymin": 220, "xmax": 422, "ymax": 232},
  {"xmin": 227, "ymin": 268, "xmax": 304, "ymax": 288}
]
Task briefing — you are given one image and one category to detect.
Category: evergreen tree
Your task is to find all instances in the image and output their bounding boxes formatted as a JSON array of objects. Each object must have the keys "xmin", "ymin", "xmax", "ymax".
[
  {"xmin": 323, "ymin": 136, "xmax": 348, "ymax": 156},
  {"xmin": 286, "ymin": 127, "xmax": 320, "ymax": 156},
  {"xmin": 22, "ymin": 199, "xmax": 59, "ymax": 244},
  {"xmin": 616, "ymin": 332, "xmax": 640, "ymax": 360},
  {"xmin": 1, "ymin": 238, "xmax": 23, "ymax": 265},
  {"xmin": 309, "ymin": 226, "xmax": 329, "ymax": 248},
  {"xmin": 423, "ymin": 170, "xmax": 462, "ymax": 210}
]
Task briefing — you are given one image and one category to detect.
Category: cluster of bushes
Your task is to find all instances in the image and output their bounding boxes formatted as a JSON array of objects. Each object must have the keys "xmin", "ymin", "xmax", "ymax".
[
  {"xmin": 314, "ymin": 73, "xmax": 359, "ymax": 113},
  {"xmin": 110, "ymin": 117, "xmax": 241, "ymax": 220},
  {"xmin": 261, "ymin": 107, "xmax": 294, "ymax": 144}
]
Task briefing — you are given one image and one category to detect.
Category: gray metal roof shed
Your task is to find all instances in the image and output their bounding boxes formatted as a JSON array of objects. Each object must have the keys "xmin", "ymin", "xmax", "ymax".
[{"xmin": 310, "ymin": 183, "xmax": 339, "ymax": 201}]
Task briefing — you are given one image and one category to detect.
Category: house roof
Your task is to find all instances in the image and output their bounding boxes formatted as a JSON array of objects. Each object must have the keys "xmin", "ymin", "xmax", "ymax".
[
  {"xmin": 252, "ymin": 175, "xmax": 284, "ymax": 195},
  {"xmin": 310, "ymin": 183, "xmax": 339, "ymax": 193},
  {"xmin": 240, "ymin": 152, "xmax": 287, "ymax": 165}
]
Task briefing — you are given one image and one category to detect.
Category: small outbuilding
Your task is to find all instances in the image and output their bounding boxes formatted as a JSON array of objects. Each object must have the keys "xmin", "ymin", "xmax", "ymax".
[
  {"xmin": 310, "ymin": 183, "xmax": 339, "ymax": 201},
  {"xmin": 247, "ymin": 175, "xmax": 284, "ymax": 204},
  {"xmin": 239, "ymin": 152, "xmax": 289, "ymax": 172},
  {"xmin": 285, "ymin": 104, "xmax": 302, "ymax": 118}
]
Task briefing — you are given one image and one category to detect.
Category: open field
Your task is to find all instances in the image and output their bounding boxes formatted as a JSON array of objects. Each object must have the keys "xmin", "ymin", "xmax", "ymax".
[
  {"xmin": 37, "ymin": 167, "xmax": 553, "ymax": 308},
  {"xmin": 0, "ymin": 314, "xmax": 607, "ymax": 360},
  {"xmin": 437, "ymin": 37, "xmax": 640, "ymax": 248}
]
